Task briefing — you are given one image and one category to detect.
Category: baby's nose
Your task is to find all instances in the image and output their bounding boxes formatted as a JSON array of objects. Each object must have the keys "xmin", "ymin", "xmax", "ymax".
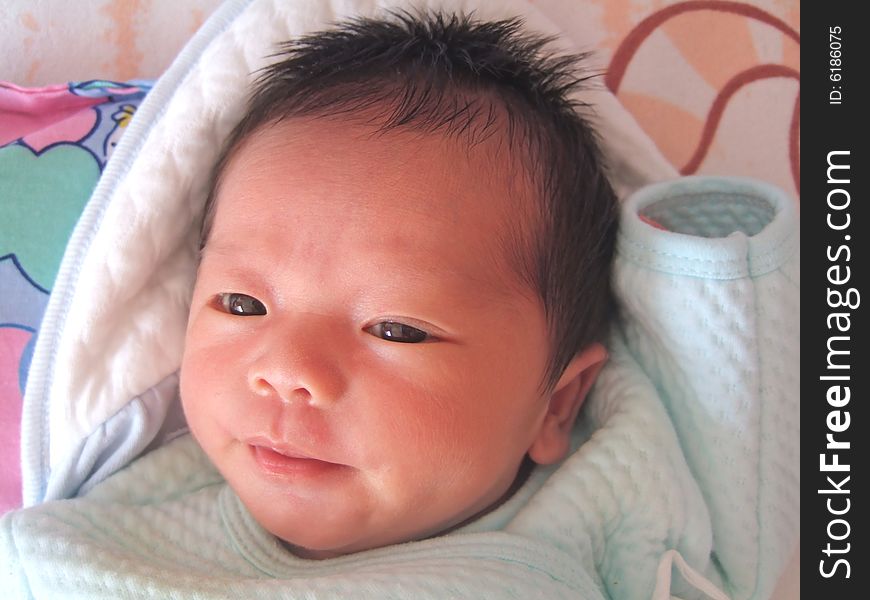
[{"xmin": 246, "ymin": 320, "xmax": 346, "ymax": 409}]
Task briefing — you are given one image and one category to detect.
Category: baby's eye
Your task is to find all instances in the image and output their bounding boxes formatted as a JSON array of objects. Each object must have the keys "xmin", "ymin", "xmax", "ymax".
[
  {"xmin": 217, "ymin": 293, "xmax": 267, "ymax": 316},
  {"xmin": 365, "ymin": 321, "xmax": 429, "ymax": 343}
]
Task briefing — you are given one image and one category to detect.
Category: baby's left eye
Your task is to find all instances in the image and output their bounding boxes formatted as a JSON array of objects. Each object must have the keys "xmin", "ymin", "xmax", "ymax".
[
  {"xmin": 216, "ymin": 293, "xmax": 267, "ymax": 316},
  {"xmin": 365, "ymin": 321, "xmax": 429, "ymax": 343}
]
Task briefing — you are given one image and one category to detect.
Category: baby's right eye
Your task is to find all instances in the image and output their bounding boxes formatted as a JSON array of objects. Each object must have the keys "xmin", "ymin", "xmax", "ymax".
[{"xmin": 216, "ymin": 293, "xmax": 267, "ymax": 316}]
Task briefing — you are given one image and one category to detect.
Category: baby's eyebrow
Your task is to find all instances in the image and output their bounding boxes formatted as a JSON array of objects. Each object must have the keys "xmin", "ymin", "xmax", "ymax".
[{"xmin": 200, "ymin": 240, "xmax": 255, "ymax": 262}]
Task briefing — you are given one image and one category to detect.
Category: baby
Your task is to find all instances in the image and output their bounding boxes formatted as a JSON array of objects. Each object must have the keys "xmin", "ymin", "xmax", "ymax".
[
  {"xmin": 2, "ymin": 9, "xmax": 799, "ymax": 599},
  {"xmin": 181, "ymin": 11, "xmax": 618, "ymax": 559}
]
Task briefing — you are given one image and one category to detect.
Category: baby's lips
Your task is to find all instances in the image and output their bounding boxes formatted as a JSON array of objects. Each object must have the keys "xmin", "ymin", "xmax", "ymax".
[
  {"xmin": 244, "ymin": 435, "xmax": 342, "ymax": 466},
  {"xmin": 247, "ymin": 439, "xmax": 350, "ymax": 479}
]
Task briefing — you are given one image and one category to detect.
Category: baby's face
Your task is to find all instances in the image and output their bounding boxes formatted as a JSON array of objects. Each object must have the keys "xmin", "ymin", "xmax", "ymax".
[{"xmin": 180, "ymin": 117, "xmax": 554, "ymax": 558}]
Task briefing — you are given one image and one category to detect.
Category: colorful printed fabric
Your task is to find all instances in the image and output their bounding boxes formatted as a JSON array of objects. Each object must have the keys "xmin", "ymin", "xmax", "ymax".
[
  {"xmin": 0, "ymin": 80, "xmax": 152, "ymax": 514},
  {"xmin": 603, "ymin": 0, "xmax": 800, "ymax": 200}
]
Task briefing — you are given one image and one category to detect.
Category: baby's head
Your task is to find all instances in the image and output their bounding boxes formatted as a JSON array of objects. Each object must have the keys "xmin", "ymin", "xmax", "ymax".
[{"xmin": 180, "ymin": 12, "xmax": 618, "ymax": 559}]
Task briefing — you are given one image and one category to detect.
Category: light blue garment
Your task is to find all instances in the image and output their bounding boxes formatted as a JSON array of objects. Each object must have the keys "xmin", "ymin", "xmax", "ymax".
[
  {"xmin": 2, "ymin": 434, "xmax": 606, "ymax": 599},
  {"xmin": 3, "ymin": 176, "xmax": 799, "ymax": 600}
]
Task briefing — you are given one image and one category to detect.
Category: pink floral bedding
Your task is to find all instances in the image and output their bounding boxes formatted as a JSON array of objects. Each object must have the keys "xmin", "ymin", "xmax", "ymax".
[{"xmin": 0, "ymin": 80, "xmax": 151, "ymax": 513}]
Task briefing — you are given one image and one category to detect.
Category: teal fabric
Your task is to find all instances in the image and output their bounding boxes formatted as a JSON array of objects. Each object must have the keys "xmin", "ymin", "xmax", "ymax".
[
  {"xmin": 614, "ymin": 176, "xmax": 800, "ymax": 600},
  {"xmin": 2, "ymin": 435, "xmax": 604, "ymax": 599}
]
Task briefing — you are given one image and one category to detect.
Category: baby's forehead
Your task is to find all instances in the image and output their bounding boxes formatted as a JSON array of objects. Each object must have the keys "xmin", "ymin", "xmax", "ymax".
[
  {"xmin": 229, "ymin": 113, "xmax": 536, "ymax": 223},
  {"xmin": 208, "ymin": 116, "xmax": 540, "ymax": 299}
]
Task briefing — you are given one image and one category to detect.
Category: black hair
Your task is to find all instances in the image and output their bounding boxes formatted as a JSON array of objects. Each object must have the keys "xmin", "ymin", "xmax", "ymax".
[{"xmin": 201, "ymin": 11, "xmax": 619, "ymax": 391}]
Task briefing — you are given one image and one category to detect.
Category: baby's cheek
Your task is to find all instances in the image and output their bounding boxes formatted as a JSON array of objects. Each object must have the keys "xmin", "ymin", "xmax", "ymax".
[
  {"xmin": 406, "ymin": 397, "xmax": 484, "ymax": 465},
  {"xmin": 178, "ymin": 342, "xmax": 221, "ymax": 418}
]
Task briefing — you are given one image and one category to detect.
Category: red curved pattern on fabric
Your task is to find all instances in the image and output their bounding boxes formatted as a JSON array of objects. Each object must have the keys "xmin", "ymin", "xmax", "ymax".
[
  {"xmin": 680, "ymin": 64, "xmax": 800, "ymax": 190},
  {"xmin": 606, "ymin": 0, "xmax": 800, "ymax": 93}
]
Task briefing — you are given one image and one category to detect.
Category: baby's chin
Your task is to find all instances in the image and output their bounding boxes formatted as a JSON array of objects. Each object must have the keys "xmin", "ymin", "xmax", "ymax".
[{"xmin": 267, "ymin": 457, "xmax": 536, "ymax": 560}]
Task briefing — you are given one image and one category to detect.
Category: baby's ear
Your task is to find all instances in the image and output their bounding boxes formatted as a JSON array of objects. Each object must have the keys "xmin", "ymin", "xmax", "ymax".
[{"xmin": 527, "ymin": 343, "xmax": 608, "ymax": 465}]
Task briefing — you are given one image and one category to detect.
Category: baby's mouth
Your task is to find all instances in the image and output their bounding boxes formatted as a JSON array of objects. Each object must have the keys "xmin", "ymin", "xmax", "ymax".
[{"xmin": 246, "ymin": 438, "xmax": 343, "ymax": 477}]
